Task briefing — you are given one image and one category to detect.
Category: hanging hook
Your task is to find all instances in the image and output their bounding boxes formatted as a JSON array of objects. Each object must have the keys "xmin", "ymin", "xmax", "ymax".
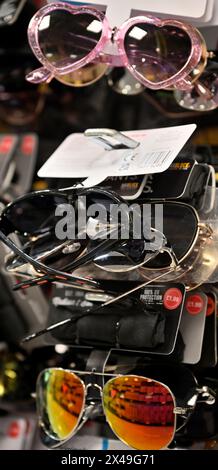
[{"xmin": 84, "ymin": 128, "xmax": 139, "ymax": 150}]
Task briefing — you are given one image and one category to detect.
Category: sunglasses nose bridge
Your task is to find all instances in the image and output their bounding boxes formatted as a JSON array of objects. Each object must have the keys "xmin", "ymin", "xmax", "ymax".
[
  {"xmin": 86, "ymin": 382, "xmax": 103, "ymax": 396},
  {"xmin": 82, "ymin": 383, "xmax": 103, "ymax": 418},
  {"xmin": 101, "ymin": 36, "xmax": 127, "ymax": 67}
]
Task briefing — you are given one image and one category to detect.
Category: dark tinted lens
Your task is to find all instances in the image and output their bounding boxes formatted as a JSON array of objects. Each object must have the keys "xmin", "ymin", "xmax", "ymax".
[
  {"xmin": 147, "ymin": 203, "xmax": 198, "ymax": 268},
  {"xmin": 0, "ymin": 53, "xmax": 39, "ymax": 92},
  {"xmin": 3, "ymin": 193, "xmax": 68, "ymax": 235},
  {"xmin": 38, "ymin": 10, "xmax": 103, "ymax": 69},
  {"xmin": 107, "ymin": 67, "xmax": 145, "ymax": 95},
  {"xmin": 94, "ymin": 239, "xmax": 152, "ymax": 272},
  {"xmin": 124, "ymin": 23, "xmax": 191, "ymax": 83},
  {"xmin": 0, "ymin": 54, "xmax": 43, "ymax": 125},
  {"xmin": 0, "ymin": 91, "xmax": 43, "ymax": 126}
]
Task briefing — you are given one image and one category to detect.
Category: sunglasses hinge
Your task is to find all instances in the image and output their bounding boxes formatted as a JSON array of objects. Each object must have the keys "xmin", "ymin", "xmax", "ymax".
[
  {"xmin": 198, "ymin": 223, "xmax": 213, "ymax": 238},
  {"xmin": 174, "ymin": 406, "xmax": 191, "ymax": 416}
]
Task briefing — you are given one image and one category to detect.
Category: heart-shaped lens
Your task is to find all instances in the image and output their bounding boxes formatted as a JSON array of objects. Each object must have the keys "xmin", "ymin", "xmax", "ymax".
[
  {"xmin": 124, "ymin": 23, "xmax": 191, "ymax": 84},
  {"xmin": 38, "ymin": 9, "xmax": 103, "ymax": 70}
]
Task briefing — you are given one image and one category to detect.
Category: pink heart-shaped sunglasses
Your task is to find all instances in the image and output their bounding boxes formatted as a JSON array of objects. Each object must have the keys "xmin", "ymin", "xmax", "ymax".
[{"xmin": 26, "ymin": 2, "xmax": 208, "ymax": 90}]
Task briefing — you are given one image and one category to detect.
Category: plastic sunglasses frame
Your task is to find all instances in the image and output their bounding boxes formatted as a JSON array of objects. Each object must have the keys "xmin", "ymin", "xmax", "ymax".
[{"xmin": 27, "ymin": 2, "xmax": 207, "ymax": 91}]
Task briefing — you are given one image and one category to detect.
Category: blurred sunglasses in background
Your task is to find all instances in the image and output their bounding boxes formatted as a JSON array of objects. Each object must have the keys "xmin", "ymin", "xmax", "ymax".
[
  {"xmin": 36, "ymin": 368, "xmax": 215, "ymax": 450},
  {"xmin": 26, "ymin": 2, "xmax": 208, "ymax": 90},
  {"xmin": 106, "ymin": 68, "xmax": 145, "ymax": 96},
  {"xmin": 0, "ymin": 0, "xmax": 27, "ymax": 27},
  {"xmin": 0, "ymin": 52, "xmax": 48, "ymax": 126},
  {"xmin": 174, "ymin": 59, "xmax": 218, "ymax": 112},
  {"xmin": 106, "ymin": 60, "xmax": 218, "ymax": 114}
]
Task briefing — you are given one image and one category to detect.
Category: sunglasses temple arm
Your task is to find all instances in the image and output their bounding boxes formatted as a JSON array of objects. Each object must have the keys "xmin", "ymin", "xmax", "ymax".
[
  {"xmin": 98, "ymin": 266, "xmax": 176, "ymax": 307},
  {"xmin": 13, "ymin": 275, "xmax": 52, "ymax": 290},
  {"xmin": 13, "ymin": 246, "xmax": 160, "ymax": 291},
  {"xmin": 12, "ymin": 274, "xmax": 115, "ymax": 296},
  {"xmin": 13, "ymin": 273, "xmax": 99, "ymax": 291},
  {"xmin": 22, "ymin": 318, "xmax": 74, "ymax": 342},
  {"xmin": 0, "ymin": 230, "xmax": 100, "ymax": 287},
  {"xmin": 26, "ymin": 67, "xmax": 54, "ymax": 84},
  {"xmin": 21, "ymin": 267, "xmax": 175, "ymax": 343},
  {"xmin": 13, "ymin": 226, "xmax": 125, "ymax": 290}
]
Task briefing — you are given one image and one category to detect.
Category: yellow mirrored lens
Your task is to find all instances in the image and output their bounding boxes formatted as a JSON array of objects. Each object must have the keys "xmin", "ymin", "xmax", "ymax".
[
  {"xmin": 37, "ymin": 369, "xmax": 85, "ymax": 440},
  {"xmin": 55, "ymin": 63, "xmax": 108, "ymax": 87},
  {"xmin": 103, "ymin": 376, "xmax": 175, "ymax": 450}
]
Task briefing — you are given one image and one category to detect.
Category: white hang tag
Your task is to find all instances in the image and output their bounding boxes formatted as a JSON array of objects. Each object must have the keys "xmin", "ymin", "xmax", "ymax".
[
  {"xmin": 38, "ymin": 124, "xmax": 196, "ymax": 181},
  {"xmin": 61, "ymin": 174, "xmax": 107, "ymax": 189},
  {"xmin": 62, "ymin": 1, "xmax": 209, "ymax": 25}
]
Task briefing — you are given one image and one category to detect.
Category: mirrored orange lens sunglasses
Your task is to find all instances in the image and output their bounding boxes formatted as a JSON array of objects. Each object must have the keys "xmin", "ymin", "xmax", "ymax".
[{"xmin": 36, "ymin": 368, "xmax": 195, "ymax": 450}]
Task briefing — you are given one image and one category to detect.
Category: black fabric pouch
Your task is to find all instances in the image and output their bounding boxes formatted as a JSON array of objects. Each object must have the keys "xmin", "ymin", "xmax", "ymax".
[
  {"xmin": 77, "ymin": 306, "xmax": 165, "ymax": 350},
  {"xmin": 118, "ymin": 311, "xmax": 165, "ymax": 348}
]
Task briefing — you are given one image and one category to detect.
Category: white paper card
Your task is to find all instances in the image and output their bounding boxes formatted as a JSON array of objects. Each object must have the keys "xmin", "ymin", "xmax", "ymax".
[
  {"xmin": 65, "ymin": 1, "xmax": 209, "ymax": 25},
  {"xmin": 180, "ymin": 292, "xmax": 207, "ymax": 364},
  {"xmin": 38, "ymin": 124, "xmax": 196, "ymax": 182}
]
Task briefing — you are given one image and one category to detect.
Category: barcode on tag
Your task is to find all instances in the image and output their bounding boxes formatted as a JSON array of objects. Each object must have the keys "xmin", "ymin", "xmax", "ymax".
[{"xmin": 141, "ymin": 150, "xmax": 172, "ymax": 167}]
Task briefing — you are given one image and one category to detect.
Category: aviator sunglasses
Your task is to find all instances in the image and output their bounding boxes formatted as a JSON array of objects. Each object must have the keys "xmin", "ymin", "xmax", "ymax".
[
  {"xmin": 36, "ymin": 367, "xmax": 215, "ymax": 450},
  {"xmin": 4, "ymin": 198, "xmax": 212, "ymax": 292},
  {"xmin": 0, "ymin": 186, "xmax": 166, "ymax": 289},
  {"xmin": 26, "ymin": 2, "xmax": 208, "ymax": 90},
  {"xmin": 0, "ymin": 187, "xmax": 125, "ymax": 288}
]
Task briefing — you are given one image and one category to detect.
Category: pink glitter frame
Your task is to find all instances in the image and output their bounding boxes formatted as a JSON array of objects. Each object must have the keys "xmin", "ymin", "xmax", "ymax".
[{"xmin": 27, "ymin": 2, "xmax": 205, "ymax": 90}]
